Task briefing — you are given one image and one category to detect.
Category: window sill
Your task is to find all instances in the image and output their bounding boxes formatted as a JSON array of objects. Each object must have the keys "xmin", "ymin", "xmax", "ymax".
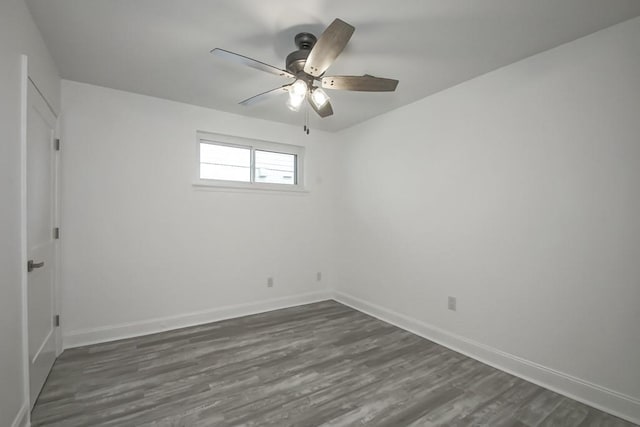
[{"xmin": 192, "ymin": 182, "xmax": 309, "ymax": 194}]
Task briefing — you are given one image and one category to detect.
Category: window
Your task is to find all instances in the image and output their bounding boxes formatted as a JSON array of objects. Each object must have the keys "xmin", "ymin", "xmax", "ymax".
[{"xmin": 195, "ymin": 131, "xmax": 305, "ymax": 191}]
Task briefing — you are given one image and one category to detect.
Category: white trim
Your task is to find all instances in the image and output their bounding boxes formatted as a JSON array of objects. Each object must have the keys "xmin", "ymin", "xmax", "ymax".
[
  {"xmin": 19, "ymin": 54, "xmax": 31, "ymax": 417},
  {"xmin": 64, "ymin": 291, "xmax": 332, "ymax": 349},
  {"xmin": 53, "ymin": 115, "xmax": 62, "ymax": 357},
  {"xmin": 332, "ymin": 290, "xmax": 640, "ymax": 425},
  {"xmin": 11, "ymin": 402, "xmax": 29, "ymax": 427},
  {"xmin": 192, "ymin": 183, "xmax": 309, "ymax": 194}
]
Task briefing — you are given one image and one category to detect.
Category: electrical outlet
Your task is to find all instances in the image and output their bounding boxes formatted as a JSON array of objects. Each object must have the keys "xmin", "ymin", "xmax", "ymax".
[
  {"xmin": 448, "ymin": 296, "xmax": 457, "ymax": 311},
  {"xmin": 267, "ymin": 277, "xmax": 274, "ymax": 288},
  {"xmin": 316, "ymin": 272, "xmax": 322, "ymax": 281}
]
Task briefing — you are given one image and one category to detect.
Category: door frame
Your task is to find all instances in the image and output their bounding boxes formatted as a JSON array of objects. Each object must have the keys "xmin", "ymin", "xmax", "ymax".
[{"xmin": 20, "ymin": 54, "xmax": 62, "ymax": 412}]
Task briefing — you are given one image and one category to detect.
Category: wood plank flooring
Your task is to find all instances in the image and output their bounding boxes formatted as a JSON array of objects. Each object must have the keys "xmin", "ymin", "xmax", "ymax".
[{"xmin": 31, "ymin": 301, "xmax": 636, "ymax": 427}]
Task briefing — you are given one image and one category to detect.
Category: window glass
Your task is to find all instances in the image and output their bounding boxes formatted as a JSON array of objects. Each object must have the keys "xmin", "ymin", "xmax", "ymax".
[
  {"xmin": 254, "ymin": 150, "xmax": 296, "ymax": 185},
  {"xmin": 199, "ymin": 143, "xmax": 250, "ymax": 182}
]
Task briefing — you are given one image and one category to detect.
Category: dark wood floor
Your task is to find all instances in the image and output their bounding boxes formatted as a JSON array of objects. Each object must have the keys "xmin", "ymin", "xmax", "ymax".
[{"xmin": 32, "ymin": 301, "xmax": 636, "ymax": 427}]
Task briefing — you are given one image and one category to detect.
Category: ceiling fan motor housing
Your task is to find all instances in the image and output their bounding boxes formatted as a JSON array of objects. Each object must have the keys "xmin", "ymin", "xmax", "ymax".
[{"xmin": 286, "ymin": 32, "xmax": 317, "ymax": 76}]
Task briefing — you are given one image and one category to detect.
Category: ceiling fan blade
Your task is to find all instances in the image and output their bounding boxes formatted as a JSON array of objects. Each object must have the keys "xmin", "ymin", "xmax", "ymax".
[
  {"xmin": 211, "ymin": 48, "xmax": 295, "ymax": 79},
  {"xmin": 309, "ymin": 98, "xmax": 333, "ymax": 118},
  {"xmin": 239, "ymin": 85, "xmax": 290, "ymax": 106},
  {"xmin": 303, "ymin": 19, "xmax": 355, "ymax": 77},
  {"xmin": 321, "ymin": 75, "xmax": 399, "ymax": 92}
]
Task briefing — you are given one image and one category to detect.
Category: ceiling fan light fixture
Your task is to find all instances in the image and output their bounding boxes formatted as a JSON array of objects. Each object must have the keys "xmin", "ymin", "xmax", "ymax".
[
  {"xmin": 289, "ymin": 79, "xmax": 308, "ymax": 97},
  {"xmin": 287, "ymin": 79, "xmax": 308, "ymax": 111},
  {"xmin": 310, "ymin": 87, "xmax": 330, "ymax": 109},
  {"xmin": 286, "ymin": 95, "xmax": 305, "ymax": 111}
]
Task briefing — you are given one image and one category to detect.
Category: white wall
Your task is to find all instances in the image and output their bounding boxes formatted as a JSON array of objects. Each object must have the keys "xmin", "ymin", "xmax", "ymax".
[
  {"xmin": 60, "ymin": 81, "xmax": 338, "ymax": 346},
  {"xmin": 9, "ymin": 5, "xmax": 639, "ymax": 424},
  {"xmin": 0, "ymin": 1, "xmax": 59, "ymax": 426},
  {"xmin": 334, "ymin": 17, "xmax": 640, "ymax": 422}
]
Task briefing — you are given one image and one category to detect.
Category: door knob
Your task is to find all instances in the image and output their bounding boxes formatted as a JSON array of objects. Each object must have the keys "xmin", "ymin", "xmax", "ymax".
[{"xmin": 27, "ymin": 260, "xmax": 45, "ymax": 272}]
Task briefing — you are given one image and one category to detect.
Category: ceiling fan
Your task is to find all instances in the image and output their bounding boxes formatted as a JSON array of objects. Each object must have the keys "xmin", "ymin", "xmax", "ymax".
[{"xmin": 211, "ymin": 18, "xmax": 398, "ymax": 130}]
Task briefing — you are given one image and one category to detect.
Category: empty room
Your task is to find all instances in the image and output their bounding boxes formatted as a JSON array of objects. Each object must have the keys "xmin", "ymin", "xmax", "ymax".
[{"xmin": 2, "ymin": 1, "xmax": 640, "ymax": 426}]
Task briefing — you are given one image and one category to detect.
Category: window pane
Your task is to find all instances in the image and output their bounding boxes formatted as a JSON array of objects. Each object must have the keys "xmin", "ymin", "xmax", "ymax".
[
  {"xmin": 200, "ymin": 143, "xmax": 250, "ymax": 182},
  {"xmin": 254, "ymin": 150, "xmax": 296, "ymax": 185}
]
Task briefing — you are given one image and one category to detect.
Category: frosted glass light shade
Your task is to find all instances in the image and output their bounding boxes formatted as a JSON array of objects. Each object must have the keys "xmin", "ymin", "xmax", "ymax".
[
  {"xmin": 287, "ymin": 79, "xmax": 308, "ymax": 111},
  {"xmin": 310, "ymin": 87, "xmax": 329, "ymax": 109},
  {"xmin": 289, "ymin": 79, "xmax": 308, "ymax": 96}
]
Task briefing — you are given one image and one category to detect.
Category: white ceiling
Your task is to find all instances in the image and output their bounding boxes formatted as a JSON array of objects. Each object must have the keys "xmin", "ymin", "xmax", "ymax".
[{"xmin": 26, "ymin": 0, "xmax": 640, "ymax": 132}]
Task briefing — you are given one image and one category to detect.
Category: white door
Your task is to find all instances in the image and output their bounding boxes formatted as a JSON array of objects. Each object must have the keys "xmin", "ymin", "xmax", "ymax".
[{"xmin": 26, "ymin": 80, "xmax": 58, "ymax": 408}]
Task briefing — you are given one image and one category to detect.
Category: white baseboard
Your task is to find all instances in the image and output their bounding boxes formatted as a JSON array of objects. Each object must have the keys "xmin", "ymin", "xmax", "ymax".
[
  {"xmin": 11, "ymin": 402, "xmax": 29, "ymax": 427},
  {"xmin": 332, "ymin": 290, "xmax": 640, "ymax": 425},
  {"xmin": 64, "ymin": 291, "xmax": 331, "ymax": 349}
]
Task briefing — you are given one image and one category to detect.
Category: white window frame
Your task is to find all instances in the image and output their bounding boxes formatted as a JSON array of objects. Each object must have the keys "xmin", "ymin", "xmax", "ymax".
[{"xmin": 194, "ymin": 131, "xmax": 305, "ymax": 192}]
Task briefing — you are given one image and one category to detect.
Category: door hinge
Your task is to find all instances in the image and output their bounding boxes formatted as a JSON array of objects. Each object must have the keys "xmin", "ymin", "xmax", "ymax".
[
  {"xmin": 54, "ymin": 227, "xmax": 60, "ymax": 239},
  {"xmin": 54, "ymin": 138, "xmax": 60, "ymax": 151},
  {"xmin": 54, "ymin": 315, "xmax": 60, "ymax": 327}
]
